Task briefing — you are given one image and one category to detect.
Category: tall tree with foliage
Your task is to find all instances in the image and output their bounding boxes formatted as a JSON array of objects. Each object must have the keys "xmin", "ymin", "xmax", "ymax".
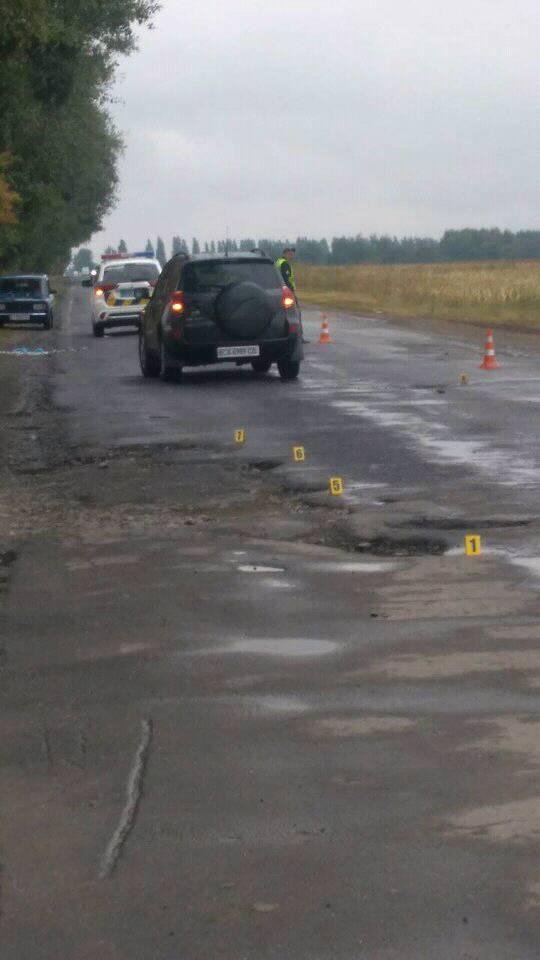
[
  {"xmin": 0, "ymin": 0, "xmax": 159, "ymax": 272},
  {"xmin": 145, "ymin": 238, "xmax": 154, "ymax": 254},
  {"xmin": 73, "ymin": 248, "xmax": 94, "ymax": 272},
  {"xmin": 156, "ymin": 236, "xmax": 167, "ymax": 266},
  {"xmin": 192, "ymin": 238, "xmax": 200, "ymax": 255},
  {"xmin": 118, "ymin": 239, "xmax": 128, "ymax": 254},
  {"xmin": 0, "ymin": 154, "xmax": 20, "ymax": 226}
]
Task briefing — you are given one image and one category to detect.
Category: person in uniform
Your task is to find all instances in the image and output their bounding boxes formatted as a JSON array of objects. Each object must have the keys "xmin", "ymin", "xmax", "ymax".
[
  {"xmin": 275, "ymin": 247, "xmax": 296, "ymax": 293},
  {"xmin": 275, "ymin": 246, "xmax": 307, "ymax": 342}
]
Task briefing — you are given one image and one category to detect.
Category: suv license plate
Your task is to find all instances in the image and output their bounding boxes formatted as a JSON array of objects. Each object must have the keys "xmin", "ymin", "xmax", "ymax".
[{"xmin": 217, "ymin": 345, "xmax": 260, "ymax": 359}]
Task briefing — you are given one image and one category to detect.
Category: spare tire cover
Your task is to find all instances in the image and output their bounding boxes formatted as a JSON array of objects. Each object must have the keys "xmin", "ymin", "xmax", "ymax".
[{"xmin": 214, "ymin": 281, "xmax": 274, "ymax": 340}]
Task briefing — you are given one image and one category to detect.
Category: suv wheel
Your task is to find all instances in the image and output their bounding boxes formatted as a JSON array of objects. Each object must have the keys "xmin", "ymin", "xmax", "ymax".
[
  {"xmin": 160, "ymin": 340, "xmax": 182, "ymax": 382},
  {"xmin": 277, "ymin": 359, "xmax": 300, "ymax": 381},
  {"xmin": 139, "ymin": 330, "xmax": 160, "ymax": 377},
  {"xmin": 251, "ymin": 359, "xmax": 272, "ymax": 374},
  {"xmin": 43, "ymin": 312, "xmax": 53, "ymax": 330},
  {"xmin": 93, "ymin": 323, "xmax": 104, "ymax": 338}
]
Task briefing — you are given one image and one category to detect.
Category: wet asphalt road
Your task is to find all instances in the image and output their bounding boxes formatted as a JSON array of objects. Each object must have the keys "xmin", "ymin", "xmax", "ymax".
[
  {"xmin": 1, "ymin": 283, "xmax": 540, "ymax": 959},
  {"xmin": 58, "ymin": 285, "xmax": 540, "ymax": 510}
]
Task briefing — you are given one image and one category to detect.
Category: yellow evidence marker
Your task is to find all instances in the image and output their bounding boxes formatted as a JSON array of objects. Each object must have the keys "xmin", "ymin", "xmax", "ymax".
[
  {"xmin": 459, "ymin": 373, "xmax": 470, "ymax": 385},
  {"xmin": 293, "ymin": 446, "xmax": 306, "ymax": 462},
  {"xmin": 329, "ymin": 477, "xmax": 344, "ymax": 496},
  {"xmin": 465, "ymin": 534, "xmax": 482, "ymax": 556},
  {"xmin": 234, "ymin": 429, "xmax": 246, "ymax": 444}
]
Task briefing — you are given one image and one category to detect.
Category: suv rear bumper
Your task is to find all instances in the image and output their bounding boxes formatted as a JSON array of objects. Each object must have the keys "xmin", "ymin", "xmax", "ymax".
[{"xmin": 165, "ymin": 334, "xmax": 303, "ymax": 367}]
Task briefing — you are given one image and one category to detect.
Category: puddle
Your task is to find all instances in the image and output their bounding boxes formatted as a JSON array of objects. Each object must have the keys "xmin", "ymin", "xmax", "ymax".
[
  {"xmin": 420, "ymin": 437, "xmax": 539, "ymax": 487},
  {"xmin": 226, "ymin": 638, "xmax": 339, "ymax": 658},
  {"xmin": 308, "ymin": 561, "xmax": 395, "ymax": 573},
  {"xmin": 237, "ymin": 564, "xmax": 285, "ymax": 573},
  {"xmin": 309, "ymin": 716, "xmax": 416, "ymax": 737},
  {"xmin": 258, "ymin": 577, "xmax": 295, "ymax": 590},
  {"xmin": 509, "ymin": 557, "xmax": 540, "ymax": 579},
  {"xmin": 247, "ymin": 695, "xmax": 310, "ymax": 715}
]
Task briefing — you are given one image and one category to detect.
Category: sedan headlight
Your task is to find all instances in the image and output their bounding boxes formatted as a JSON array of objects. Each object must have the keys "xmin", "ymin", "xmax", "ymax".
[{"xmin": 33, "ymin": 302, "xmax": 47, "ymax": 311}]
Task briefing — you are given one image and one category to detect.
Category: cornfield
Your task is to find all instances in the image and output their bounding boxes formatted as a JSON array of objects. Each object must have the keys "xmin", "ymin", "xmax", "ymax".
[{"xmin": 297, "ymin": 261, "xmax": 540, "ymax": 328}]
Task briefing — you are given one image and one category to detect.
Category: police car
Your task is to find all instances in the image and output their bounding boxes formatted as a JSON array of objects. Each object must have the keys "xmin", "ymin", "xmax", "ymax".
[{"xmin": 84, "ymin": 252, "xmax": 161, "ymax": 337}]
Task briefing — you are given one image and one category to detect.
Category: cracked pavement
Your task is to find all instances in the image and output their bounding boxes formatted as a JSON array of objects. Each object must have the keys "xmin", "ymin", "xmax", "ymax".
[{"xmin": 1, "ymin": 283, "xmax": 540, "ymax": 958}]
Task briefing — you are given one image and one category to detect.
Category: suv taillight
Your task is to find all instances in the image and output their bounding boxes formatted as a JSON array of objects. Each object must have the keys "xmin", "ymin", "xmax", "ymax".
[
  {"xmin": 281, "ymin": 286, "xmax": 296, "ymax": 309},
  {"xmin": 169, "ymin": 292, "xmax": 185, "ymax": 314}
]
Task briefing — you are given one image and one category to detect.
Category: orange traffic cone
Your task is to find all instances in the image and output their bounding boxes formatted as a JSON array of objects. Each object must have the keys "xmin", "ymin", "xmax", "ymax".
[
  {"xmin": 479, "ymin": 328, "xmax": 500, "ymax": 370},
  {"xmin": 318, "ymin": 315, "xmax": 332, "ymax": 344}
]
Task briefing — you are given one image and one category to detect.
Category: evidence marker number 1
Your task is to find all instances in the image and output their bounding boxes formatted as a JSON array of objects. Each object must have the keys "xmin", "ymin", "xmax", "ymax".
[
  {"xmin": 234, "ymin": 429, "xmax": 246, "ymax": 444},
  {"xmin": 465, "ymin": 534, "xmax": 482, "ymax": 556}
]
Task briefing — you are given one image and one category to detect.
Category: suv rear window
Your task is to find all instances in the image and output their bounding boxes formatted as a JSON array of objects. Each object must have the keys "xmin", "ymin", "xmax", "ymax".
[
  {"xmin": 181, "ymin": 260, "xmax": 281, "ymax": 293},
  {"xmin": 103, "ymin": 263, "xmax": 160, "ymax": 283},
  {"xmin": 0, "ymin": 278, "xmax": 41, "ymax": 297}
]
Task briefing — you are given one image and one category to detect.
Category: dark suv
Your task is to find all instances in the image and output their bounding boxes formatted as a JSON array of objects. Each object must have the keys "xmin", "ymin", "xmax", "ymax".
[{"xmin": 138, "ymin": 252, "xmax": 303, "ymax": 382}]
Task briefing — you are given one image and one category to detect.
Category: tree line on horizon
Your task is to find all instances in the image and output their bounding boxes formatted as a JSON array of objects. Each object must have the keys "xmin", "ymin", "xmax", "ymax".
[{"xmin": 73, "ymin": 227, "xmax": 540, "ymax": 273}]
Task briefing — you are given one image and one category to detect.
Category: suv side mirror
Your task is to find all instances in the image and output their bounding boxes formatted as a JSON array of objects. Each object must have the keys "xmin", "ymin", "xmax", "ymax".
[{"xmin": 81, "ymin": 278, "xmax": 93, "ymax": 288}]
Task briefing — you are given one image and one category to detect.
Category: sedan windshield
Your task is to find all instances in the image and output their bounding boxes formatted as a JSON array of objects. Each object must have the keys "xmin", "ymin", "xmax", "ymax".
[
  {"xmin": 103, "ymin": 263, "xmax": 160, "ymax": 283},
  {"xmin": 0, "ymin": 278, "xmax": 41, "ymax": 298}
]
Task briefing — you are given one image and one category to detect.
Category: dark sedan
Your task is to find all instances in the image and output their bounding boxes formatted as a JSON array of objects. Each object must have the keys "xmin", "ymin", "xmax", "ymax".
[{"xmin": 0, "ymin": 274, "xmax": 56, "ymax": 329}]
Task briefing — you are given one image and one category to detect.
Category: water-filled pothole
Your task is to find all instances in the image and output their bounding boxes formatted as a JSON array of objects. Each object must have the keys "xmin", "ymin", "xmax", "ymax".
[
  {"xmin": 321, "ymin": 526, "xmax": 447, "ymax": 556},
  {"xmin": 396, "ymin": 517, "xmax": 532, "ymax": 531},
  {"xmin": 247, "ymin": 459, "xmax": 283, "ymax": 472},
  {"xmin": 357, "ymin": 536, "xmax": 448, "ymax": 556}
]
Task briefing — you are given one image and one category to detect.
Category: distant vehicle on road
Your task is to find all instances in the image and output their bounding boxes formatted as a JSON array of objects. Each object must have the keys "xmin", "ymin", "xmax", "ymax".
[
  {"xmin": 83, "ymin": 252, "xmax": 161, "ymax": 337},
  {"xmin": 0, "ymin": 274, "xmax": 56, "ymax": 329},
  {"xmin": 139, "ymin": 251, "xmax": 303, "ymax": 382}
]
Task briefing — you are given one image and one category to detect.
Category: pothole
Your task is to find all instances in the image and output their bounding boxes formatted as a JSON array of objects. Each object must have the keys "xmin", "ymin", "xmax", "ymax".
[
  {"xmin": 396, "ymin": 517, "xmax": 532, "ymax": 531},
  {"xmin": 0, "ymin": 550, "xmax": 18, "ymax": 567},
  {"xmin": 319, "ymin": 526, "xmax": 448, "ymax": 556},
  {"xmin": 247, "ymin": 459, "xmax": 283, "ymax": 472},
  {"xmin": 358, "ymin": 535, "xmax": 448, "ymax": 556}
]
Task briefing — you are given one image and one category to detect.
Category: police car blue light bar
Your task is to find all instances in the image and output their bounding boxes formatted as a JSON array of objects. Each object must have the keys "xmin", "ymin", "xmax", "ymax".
[{"xmin": 131, "ymin": 251, "xmax": 154, "ymax": 257}]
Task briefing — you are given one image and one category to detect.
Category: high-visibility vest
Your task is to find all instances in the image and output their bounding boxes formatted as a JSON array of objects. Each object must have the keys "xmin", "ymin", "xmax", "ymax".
[{"xmin": 276, "ymin": 257, "xmax": 296, "ymax": 291}]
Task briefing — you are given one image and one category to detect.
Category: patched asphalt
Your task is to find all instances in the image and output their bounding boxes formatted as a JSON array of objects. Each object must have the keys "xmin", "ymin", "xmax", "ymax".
[{"xmin": 1, "ymin": 284, "xmax": 540, "ymax": 959}]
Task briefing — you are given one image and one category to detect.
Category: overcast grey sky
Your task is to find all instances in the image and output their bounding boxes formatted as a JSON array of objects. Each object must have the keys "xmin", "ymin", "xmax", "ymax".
[{"xmin": 92, "ymin": 0, "xmax": 540, "ymax": 254}]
